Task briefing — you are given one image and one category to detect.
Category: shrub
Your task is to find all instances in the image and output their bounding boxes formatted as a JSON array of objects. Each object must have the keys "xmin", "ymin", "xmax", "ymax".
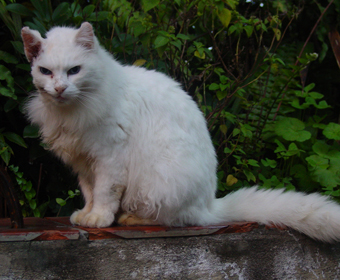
[{"xmin": 0, "ymin": 0, "xmax": 339, "ymax": 217}]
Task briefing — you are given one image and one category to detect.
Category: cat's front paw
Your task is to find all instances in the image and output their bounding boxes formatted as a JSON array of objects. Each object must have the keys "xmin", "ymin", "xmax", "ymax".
[
  {"xmin": 81, "ymin": 211, "xmax": 114, "ymax": 228},
  {"xmin": 70, "ymin": 209, "xmax": 89, "ymax": 225}
]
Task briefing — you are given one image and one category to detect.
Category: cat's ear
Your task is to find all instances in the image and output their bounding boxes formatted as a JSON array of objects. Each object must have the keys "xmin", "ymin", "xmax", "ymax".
[
  {"xmin": 21, "ymin": 27, "xmax": 43, "ymax": 62},
  {"xmin": 75, "ymin": 22, "xmax": 95, "ymax": 50}
]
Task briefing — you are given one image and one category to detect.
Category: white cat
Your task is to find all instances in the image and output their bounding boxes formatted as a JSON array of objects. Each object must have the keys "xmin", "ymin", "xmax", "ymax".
[{"xmin": 21, "ymin": 22, "xmax": 340, "ymax": 242}]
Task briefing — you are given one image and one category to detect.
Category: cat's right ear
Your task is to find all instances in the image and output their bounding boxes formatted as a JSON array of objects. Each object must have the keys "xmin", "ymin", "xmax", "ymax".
[
  {"xmin": 76, "ymin": 22, "xmax": 95, "ymax": 50},
  {"xmin": 21, "ymin": 27, "xmax": 43, "ymax": 63}
]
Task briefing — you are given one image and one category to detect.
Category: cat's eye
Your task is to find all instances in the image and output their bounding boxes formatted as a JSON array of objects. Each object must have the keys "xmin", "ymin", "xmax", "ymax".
[
  {"xmin": 67, "ymin": 66, "xmax": 81, "ymax": 75},
  {"xmin": 40, "ymin": 67, "xmax": 52, "ymax": 75}
]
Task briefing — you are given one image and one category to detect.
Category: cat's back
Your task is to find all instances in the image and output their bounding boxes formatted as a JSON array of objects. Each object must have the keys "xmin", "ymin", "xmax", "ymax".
[
  {"xmin": 121, "ymin": 64, "xmax": 199, "ymax": 116},
  {"xmin": 119, "ymin": 64, "xmax": 213, "ymax": 150},
  {"xmin": 123, "ymin": 65, "xmax": 181, "ymax": 94}
]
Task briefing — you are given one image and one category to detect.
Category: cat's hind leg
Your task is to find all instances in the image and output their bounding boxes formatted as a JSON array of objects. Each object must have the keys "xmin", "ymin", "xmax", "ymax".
[{"xmin": 117, "ymin": 213, "xmax": 160, "ymax": 226}]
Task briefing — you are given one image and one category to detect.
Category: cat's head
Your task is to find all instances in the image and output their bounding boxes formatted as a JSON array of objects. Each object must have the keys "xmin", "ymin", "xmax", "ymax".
[{"xmin": 21, "ymin": 22, "xmax": 101, "ymax": 106}]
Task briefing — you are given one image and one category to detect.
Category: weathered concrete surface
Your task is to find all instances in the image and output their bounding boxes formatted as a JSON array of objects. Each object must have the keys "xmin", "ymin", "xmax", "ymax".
[{"xmin": 1, "ymin": 226, "xmax": 340, "ymax": 280}]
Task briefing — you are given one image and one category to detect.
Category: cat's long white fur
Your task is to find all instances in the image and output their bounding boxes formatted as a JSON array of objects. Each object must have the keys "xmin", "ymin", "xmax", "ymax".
[{"xmin": 21, "ymin": 22, "xmax": 340, "ymax": 242}]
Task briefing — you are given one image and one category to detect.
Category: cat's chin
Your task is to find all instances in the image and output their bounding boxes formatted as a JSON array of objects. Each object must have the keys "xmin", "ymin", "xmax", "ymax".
[
  {"xmin": 52, "ymin": 95, "xmax": 71, "ymax": 105},
  {"xmin": 40, "ymin": 91, "xmax": 75, "ymax": 106}
]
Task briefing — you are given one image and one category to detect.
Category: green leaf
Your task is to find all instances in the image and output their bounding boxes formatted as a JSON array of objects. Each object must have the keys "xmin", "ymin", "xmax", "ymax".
[
  {"xmin": 29, "ymin": 199, "xmax": 37, "ymax": 210},
  {"xmin": 194, "ymin": 50, "xmax": 205, "ymax": 59},
  {"xmin": 0, "ymin": 86, "xmax": 16, "ymax": 99},
  {"xmin": 209, "ymin": 83, "xmax": 220, "ymax": 91},
  {"xmin": 324, "ymin": 190, "xmax": 340, "ymax": 197},
  {"xmin": 87, "ymin": 11, "xmax": 110, "ymax": 21},
  {"xmin": 291, "ymin": 164, "xmax": 318, "ymax": 192},
  {"xmin": 154, "ymin": 36, "xmax": 169, "ymax": 48},
  {"xmin": 0, "ymin": 51, "xmax": 19, "ymax": 64},
  {"xmin": 226, "ymin": 174, "xmax": 238, "ymax": 186},
  {"xmin": 323, "ymin": 123, "xmax": 340, "ymax": 140},
  {"xmin": 31, "ymin": 0, "xmax": 47, "ymax": 18},
  {"xmin": 224, "ymin": 112, "xmax": 236, "ymax": 124},
  {"xmin": 224, "ymin": 147, "xmax": 232, "ymax": 154},
  {"xmin": 25, "ymin": 188, "xmax": 36, "ymax": 200},
  {"xmin": 8, "ymin": 165, "xmax": 19, "ymax": 173},
  {"xmin": 16, "ymin": 64, "xmax": 31, "ymax": 71},
  {"xmin": 177, "ymin": 34, "xmax": 191, "ymax": 40},
  {"xmin": 312, "ymin": 141, "xmax": 331, "ymax": 157},
  {"xmin": 10, "ymin": 41, "xmax": 24, "ymax": 55},
  {"xmin": 274, "ymin": 139, "xmax": 287, "ymax": 153},
  {"xmin": 274, "ymin": 117, "xmax": 311, "ymax": 142},
  {"xmin": 3, "ymin": 132, "xmax": 27, "ymax": 148},
  {"xmin": 304, "ymin": 83, "xmax": 315, "ymax": 92},
  {"xmin": 56, "ymin": 198, "xmax": 67, "ymax": 207},
  {"xmin": 133, "ymin": 59, "xmax": 147, "ymax": 67},
  {"xmin": 33, "ymin": 208, "xmax": 40, "ymax": 217},
  {"xmin": 314, "ymin": 100, "xmax": 330, "ymax": 109},
  {"xmin": 130, "ymin": 21, "xmax": 146, "ymax": 37},
  {"xmin": 170, "ymin": 40, "xmax": 182, "ymax": 50},
  {"xmin": 306, "ymin": 155, "xmax": 329, "ymax": 169},
  {"xmin": 6, "ymin": 3, "xmax": 34, "ymax": 17},
  {"xmin": 310, "ymin": 168, "xmax": 340, "ymax": 188},
  {"xmin": 244, "ymin": 25, "xmax": 254, "ymax": 38},
  {"xmin": 220, "ymin": 84, "xmax": 228, "ymax": 91},
  {"xmin": 23, "ymin": 125, "xmax": 40, "ymax": 138},
  {"xmin": 309, "ymin": 91, "xmax": 323, "ymax": 99},
  {"xmin": 261, "ymin": 158, "xmax": 277, "ymax": 168},
  {"xmin": 286, "ymin": 143, "xmax": 303, "ymax": 157},
  {"xmin": 240, "ymin": 124, "xmax": 253, "ymax": 138},
  {"xmin": 248, "ymin": 159, "xmax": 260, "ymax": 167},
  {"xmin": 142, "ymin": 0, "xmax": 160, "ymax": 12},
  {"xmin": 220, "ymin": 124, "xmax": 227, "ymax": 135},
  {"xmin": 233, "ymin": 128, "xmax": 240, "ymax": 136},
  {"xmin": 226, "ymin": 0, "xmax": 237, "ymax": 10},
  {"xmin": 0, "ymin": 147, "xmax": 11, "ymax": 165},
  {"xmin": 216, "ymin": 90, "xmax": 227, "ymax": 100},
  {"xmin": 157, "ymin": 30, "xmax": 170, "ymax": 37},
  {"xmin": 4, "ymin": 99, "xmax": 17, "ymax": 112},
  {"xmin": 217, "ymin": 8, "xmax": 232, "ymax": 28},
  {"xmin": 83, "ymin": 5, "xmax": 95, "ymax": 17},
  {"xmin": 68, "ymin": 190, "xmax": 75, "ymax": 198},
  {"xmin": 272, "ymin": 28, "xmax": 281, "ymax": 41},
  {"xmin": 244, "ymin": 170, "xmax": 256, "ymax": 182},
  {"xmin": 24, "ymin": 181, "xmax": 32, "ymax": 192},
  {"xmin": 0, "ymin": 65, "xmax": 14, "ymax": 88},
  {"xmin": 52, "ymin": 2, "xmax": 70, "ymax": 23},
  {"xmin": 291, "ymin": 98, "xmax": 309, "ymax": 109}
]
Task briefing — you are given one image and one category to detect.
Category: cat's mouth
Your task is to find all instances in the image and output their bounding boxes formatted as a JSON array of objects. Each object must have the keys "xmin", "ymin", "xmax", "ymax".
[
  {"xmin": 39, "ymin": 88, "xmax": 71, "ymax": 105},
  {"xmin": 55, "ymin": 95, "xmax": 67, "ymax": 103}
]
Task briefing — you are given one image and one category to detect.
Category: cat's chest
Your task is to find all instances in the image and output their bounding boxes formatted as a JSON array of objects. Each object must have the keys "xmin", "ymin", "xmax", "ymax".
[
  {"xmin": 44, "ymin": 126, "xmax": 85, "ymax": 160},
  {"xmin": 42, "ymin": 120, "xmax": 128, "ymax": 163}
]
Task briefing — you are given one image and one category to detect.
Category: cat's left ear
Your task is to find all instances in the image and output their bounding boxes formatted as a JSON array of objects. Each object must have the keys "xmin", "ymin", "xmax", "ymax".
[
  {"xmin": 76, "ymin": 22, "xmax": 95, "ymax": 50},
  {"xmin": 21, "ymin": 27, "xmax": 44, "ymax": 62}
]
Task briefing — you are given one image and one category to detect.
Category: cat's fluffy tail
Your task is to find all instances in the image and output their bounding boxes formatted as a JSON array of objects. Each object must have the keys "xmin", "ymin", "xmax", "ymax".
[{"xmin": 210, "ymin": 186, "xmax": 340, "ymax": 242}]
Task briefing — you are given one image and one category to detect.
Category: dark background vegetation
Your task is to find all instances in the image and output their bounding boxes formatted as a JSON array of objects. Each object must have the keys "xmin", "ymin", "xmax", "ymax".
[{"xmin": 1, "ymin": 0, "xmax": 340, "ymax": 218}]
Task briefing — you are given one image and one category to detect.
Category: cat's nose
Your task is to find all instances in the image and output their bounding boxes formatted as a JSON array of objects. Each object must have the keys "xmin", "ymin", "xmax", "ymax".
[{"xmin": 55, "ymin": 86, "xmax": 67, "ymax": 94}]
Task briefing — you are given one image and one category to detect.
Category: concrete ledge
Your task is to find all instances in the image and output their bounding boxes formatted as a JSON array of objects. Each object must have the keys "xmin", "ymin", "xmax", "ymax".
[
  {"xmin": 1, "ymin": 224, "xmax": 340, "ymax": 279},
  {"xmin": 0, "ymin": 217, "xmax": 257, "ymax": 241}
]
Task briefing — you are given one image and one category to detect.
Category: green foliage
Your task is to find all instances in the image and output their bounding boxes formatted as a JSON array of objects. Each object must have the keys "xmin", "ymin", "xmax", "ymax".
[
  {"xmin": 56, "ymin": 189, "xmax": 81, "ymax": 216},
  {"xmin": 8, "ymin": 165, "xmax": 48, "ymax": 217},
  {"xmin": 1, "ymin": 0, "xmax": 340, "ymax": 218}
]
